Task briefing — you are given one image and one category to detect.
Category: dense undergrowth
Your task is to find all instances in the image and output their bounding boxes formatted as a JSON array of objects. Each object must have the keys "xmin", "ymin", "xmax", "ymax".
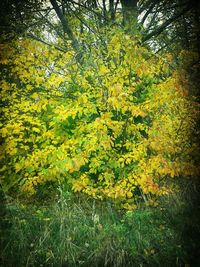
[{"xmin": 1, "ymin": 180, "xmax": 200, "ymax": 267}]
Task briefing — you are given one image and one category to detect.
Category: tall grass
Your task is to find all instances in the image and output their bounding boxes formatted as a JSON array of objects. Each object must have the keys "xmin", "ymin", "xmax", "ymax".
[{"xmin": 1, "ymin": 184, "xmax": 199, "ymax": 267}]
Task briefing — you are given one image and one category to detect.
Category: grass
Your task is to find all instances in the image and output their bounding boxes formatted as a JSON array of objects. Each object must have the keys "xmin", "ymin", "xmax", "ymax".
[{"xmin": 1, "ymin": 183, "xmax": 200, "ymax": 267}]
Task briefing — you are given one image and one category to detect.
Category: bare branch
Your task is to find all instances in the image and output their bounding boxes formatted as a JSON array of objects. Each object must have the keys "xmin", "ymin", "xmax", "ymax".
[
  {"xmin": 50, "ymin": 0, "xmax": 80, "ymax": 53},
  {"xmin": 142, "ymin": 2, "xmax": 192, "ymax": 43}
]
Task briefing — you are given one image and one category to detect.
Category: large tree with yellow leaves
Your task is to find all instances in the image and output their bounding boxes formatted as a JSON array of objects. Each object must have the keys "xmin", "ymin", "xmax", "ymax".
[{"xmin": 0, "ymin": 27, "xmax": 199, "ymax": 208}]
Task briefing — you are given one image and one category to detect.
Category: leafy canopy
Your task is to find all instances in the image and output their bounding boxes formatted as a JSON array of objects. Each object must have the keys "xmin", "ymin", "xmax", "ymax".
[{"xmin": 0, "ymin": 29, "xmax": 199, "ymax": 209}]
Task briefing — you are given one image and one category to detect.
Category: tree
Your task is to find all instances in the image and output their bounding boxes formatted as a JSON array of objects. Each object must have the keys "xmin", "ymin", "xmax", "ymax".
[
  {"xmin": 0, "ymin": 28, "xmax": 199, "ymax": 208},
  {"xmin": 0, "ymin": 0, "xmax": 199, "ymax": 208},
  {"xmin": 121, "ymin": 0, "xmax": 138, "ymax": 26},
  {"xmin": 0, "ymin": 0, "xmax": 43, "ymax": 39},
  {"xmin": 1, "ymin": 0, "xmax": 199, "ymax": 60},
  {"xmin": 139, "ymin": 0, "xmax": 200, "ymax": 67}
]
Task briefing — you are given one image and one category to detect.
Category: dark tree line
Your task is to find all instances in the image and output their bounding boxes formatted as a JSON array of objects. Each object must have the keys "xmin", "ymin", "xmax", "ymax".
[{"xmin": 1, "ymin": 0, "xmax": 199, "ymax": 51}]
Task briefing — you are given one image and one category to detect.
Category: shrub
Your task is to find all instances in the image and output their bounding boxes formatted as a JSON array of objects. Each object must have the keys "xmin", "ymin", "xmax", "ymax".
[{"xmin": 0, "ymin": 30, "xmax": 199, "ymax": 208}]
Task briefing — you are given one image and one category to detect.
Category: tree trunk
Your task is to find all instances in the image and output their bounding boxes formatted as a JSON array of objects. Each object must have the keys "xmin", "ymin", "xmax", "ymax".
[
  {"xmin": 109, "ymin": 0, "xmax": 115, "ymax": 22},
  {"xmin": 120, "ymin": 0, "xmax": 138, "ymax": 28},
  {"xmin": 50, "ymin": 0, "xmax": 82, "ymax": 63}
]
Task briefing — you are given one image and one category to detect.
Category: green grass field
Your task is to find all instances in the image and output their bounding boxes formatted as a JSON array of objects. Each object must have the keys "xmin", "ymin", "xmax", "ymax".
[{"xmin": 1, "ymin": 181, "xmax": 199, "ymax": 267}]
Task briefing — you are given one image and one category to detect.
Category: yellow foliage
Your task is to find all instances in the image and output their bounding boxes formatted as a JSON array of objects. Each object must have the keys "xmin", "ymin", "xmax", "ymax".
[{"xmin": 0, "ymin": 32, "xmax": 199, "ymax": 209}]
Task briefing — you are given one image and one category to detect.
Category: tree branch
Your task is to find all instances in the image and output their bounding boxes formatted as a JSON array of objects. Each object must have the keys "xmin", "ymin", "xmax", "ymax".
[
  {"xmin": 50, "ymin": 0, "xmax": 81, "ymax": 61},
  {"xmin": 142, "ymin": 2, "xmax": 192, "ymax": 43},
  {"xmin": 27, "ymin": 32, "xmax": 67, "ymax": 53}
]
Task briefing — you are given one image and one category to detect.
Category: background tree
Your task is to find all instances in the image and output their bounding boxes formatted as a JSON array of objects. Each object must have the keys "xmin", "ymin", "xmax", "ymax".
[{"xmin": 1, "ymin": 1, "xmax": 199, "ymax": 61}]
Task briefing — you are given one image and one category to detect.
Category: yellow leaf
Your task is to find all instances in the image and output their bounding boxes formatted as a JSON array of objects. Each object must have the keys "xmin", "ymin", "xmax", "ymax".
[{"xmin": 32, "ymin": 127, "xmax": 40, "ymax": 133}]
